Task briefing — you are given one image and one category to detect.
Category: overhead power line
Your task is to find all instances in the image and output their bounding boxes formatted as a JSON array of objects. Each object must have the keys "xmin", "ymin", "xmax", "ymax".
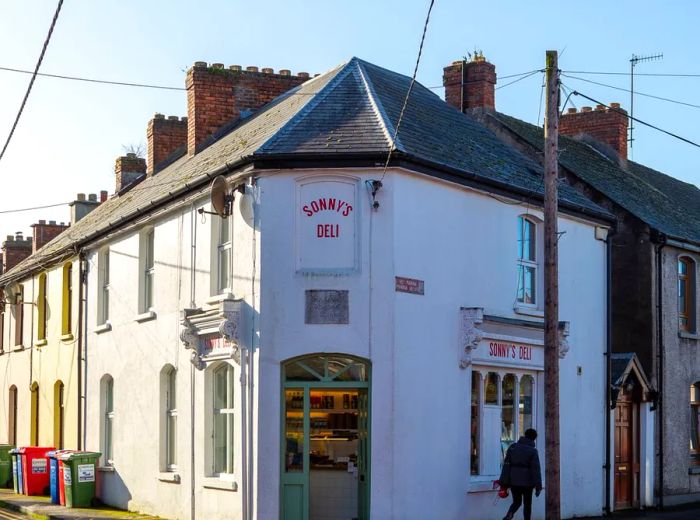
[
  {"xmin": 496, "ymin": 70, "xmax": 542, "ymax": 90},
  {"xmin": 563, "ymin": 70, "xmax": 700, "ymax": 78},
  {"xmin": 562, "ymin": 73, "xmax": 700, "ymax": 110},
  {"xmin": 0, "ymin": 0, "xmax": 64, "ymax": 164},
  {"xmin": 0, "ymin": 201, "xmax": 69, "ymax": 215},
  {"xmin": 0, "ymin": 65, "xmax": 186, "ymax": 91},
  {"xmin": 426, "ymin": 68, "xmax": 542, "ymax": 90},
  {"xmin": 563, "ymin": 87, "xmax": 700, "ymax": 150}
]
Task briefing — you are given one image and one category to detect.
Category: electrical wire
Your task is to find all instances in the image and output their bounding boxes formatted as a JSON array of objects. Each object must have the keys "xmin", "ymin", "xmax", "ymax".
[
  {"xmin": 0, "ymin": 0, "xmax": 64, "ymax": 164},
  {"xmin": 425, "ymin": 68, "xmax": 543, "ymax": 90},
  {"xmin": 0, "ymin": 202, "xmax": 69, "ymax": 215},
  {"xmin": 496, "ymin": 70, "xmax": 542, "ymax": 90},
  {"xmin": 563, "ymin": 86, "xmax": 700, "ymax": 149},
  {"xmin": 536, "ymin": 72, "xmax": 545, "ymax": 127},
  {"xmin": 0, "ymin": 65, "xmax": 186, "ymax": 91},
  {"xmin": 563, "ymin": 70, "xmax": 700, "ymax": 78},
  {"xmin": 379, "ymin": 0, "xmax": 436, "ymax": 182},
  {"xmin": 562, "ymin": 73, "xmax": 700, "ymax": 110}
]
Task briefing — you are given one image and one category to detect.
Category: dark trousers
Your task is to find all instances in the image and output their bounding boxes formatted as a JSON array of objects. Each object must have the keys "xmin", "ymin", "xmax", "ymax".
[{"xmin": 506, "ymin": 486, "xmax": 533, "ymax": 520}]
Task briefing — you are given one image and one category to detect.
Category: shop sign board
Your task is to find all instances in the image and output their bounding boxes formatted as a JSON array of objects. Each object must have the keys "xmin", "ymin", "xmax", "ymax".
[
  {"xmin": 395, "ymin": 276, "xmax": 424, "ymax": 295},
  {"xmin": 202, "ymin": 334, "xmax": 231, "ymax": 355},
  {"xmin": 296, "ymin": 177, "xmax": 358, "ymax": 271},
  {"xmin": 472, "ymin": 339, "xmax": 544, "ymax": 369}
]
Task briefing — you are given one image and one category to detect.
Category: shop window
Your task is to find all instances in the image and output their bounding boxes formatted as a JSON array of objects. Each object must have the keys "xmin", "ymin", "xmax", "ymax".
[
  {"xmin": 101, "ymin": 375, "xmax": 114, "ymax": 466},
  {"xmin": 212, "ymin": 216, "xmax": 231, "ymax": 295},
  {"xmin": 62, "ymin": 263, "xmax": 72, "ymax": 336},
  {"xmin": 37, "ymin": 273, "xmax": 48, "ymax": 341},
  {"xmin": 161, "ymin": 365, "xmax": 177, "ymax": 471},
  {"xmin": 471, "ymin": 370, "xmax": 537, "ymax": 477},
  {"xmin": 139, "ymin": 229, "xmax": 155, "ymax": 312},
  {"xmin": 517, "ymin": 216, "xmax": 540, "ymax": 307},
  {"xmin": 14, "ymin": 286, "xmax": 24, "ymax": 347},
  {"xmin": 54, "ymin": 381, "xmax": 64, "ymax": 449},
  {"xmin": 30, "ymin": 382, "xmax": 39, "ymax": 446},
  {"xmin": 97, "ymin": 250, "xmax": 110, "ymax": 325},
  {"xmin": 212, "ymin": 363, "xmax": 234, "ymax": 475},
  {"xmin": 8, "ymin": 386, "xmax": 17, "ymax": 446},
  {"xmin": 679, "ymin": 257, "xmax": 696, "ymax": 332},
  {"xmin": 691, "ymin": 382, "xmax": 700, "ymax": 465}
]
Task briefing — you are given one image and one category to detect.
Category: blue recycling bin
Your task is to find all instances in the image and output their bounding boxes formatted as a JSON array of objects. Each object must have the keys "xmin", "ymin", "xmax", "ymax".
[
  {"xmin": 9, "ymin": 449, "xmax": 19, "ymax": 493},
  {"xmin": 15, "ymin": 449, "xmax": 23, "ymax": 494},
  {"xmin": 47, "ymin": 450, "xmax": 65, "ymax": 504}
]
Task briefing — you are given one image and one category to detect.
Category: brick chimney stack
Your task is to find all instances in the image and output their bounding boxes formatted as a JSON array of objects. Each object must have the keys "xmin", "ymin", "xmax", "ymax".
[
  {"xmin": 115, "ymin": 153, "xmax": 147, "ymax": 192},
  {"xmin": 31, "ymin": 220, "xmax": 69, "ymax": 253},
  {"xmin": 186, "ymin": 62, "xmax": 309, "ymax": 155},
  {"xmin": 147, "ymin": 114, "xmax": 188, "ymax": 175},
  {"xmin": 559, "ymin": 103, "xmax": 628, "ymax": 159},
  {"xmin": 2, "ymin": 232, "xmax": 33, "ymax": 274},
  {"xmin": 443, "ymin": 55, "xmax": 497, "ymax": 113}
]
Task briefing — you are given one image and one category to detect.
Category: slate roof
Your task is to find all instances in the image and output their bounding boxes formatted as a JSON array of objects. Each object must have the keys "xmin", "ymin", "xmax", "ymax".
[
  {"xmin": 0, "ymin": 57, "xmax": 610, "ymax": 284},
  {"xmin": 493, "ymin": 113, "xmax": 700, "ymax": 246}
]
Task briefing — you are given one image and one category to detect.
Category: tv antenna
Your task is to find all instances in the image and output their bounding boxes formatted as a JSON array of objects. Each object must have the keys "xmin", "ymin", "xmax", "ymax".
[{"xmin": 629, "ymin": 53, "xmax": 663, "ymax": 155}]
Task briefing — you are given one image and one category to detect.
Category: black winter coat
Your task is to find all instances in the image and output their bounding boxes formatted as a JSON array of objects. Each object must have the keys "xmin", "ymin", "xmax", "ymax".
[{"xmin": 499, "ymin": 437, "xmax": 542, "ymax": 489}]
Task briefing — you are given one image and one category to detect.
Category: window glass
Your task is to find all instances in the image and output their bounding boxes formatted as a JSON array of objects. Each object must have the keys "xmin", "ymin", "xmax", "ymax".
[
  {"xmin": 99, "ymin": 251, "xmax": 110, "ymax": 323},
  {"xmin": 38, "ymin": 274, "xmax": 47, "ymax": 340},
  {"xmin": 517, "ymin": 217, "xmax": 538, "ymax": 305},
  {"xmin": 166, "ymin": 368, "xmax": 177, "ymax": 468},
  {"xmin": 470, "ymin": 373, "xmax": 480, "ymax": 475},
  {"xmin": 517, "ymin": 265, "xmax": 536, "ymax": 304},
  {"xmin": 63, "ymin": 264, "xmax": 72, "ymax": 335},
  {"xmin": 518, "ymin": 217, "xmax": 536, "ymax": 261},
  {"xmin": 691, "ymin": 382, "xmax": 700, "ymax": 464},
  {"xmin": 213, "ymin": 364, "xmax": 234, "ymax": 474},
  {"xmin": 679, "ymin": 258, "xmax": 695, "ymax": 332},
  {"xmin": 104, "ymin": 378, "xmax": 114, "ymax": 464},
  {"xmin": 144, "ymin": 231, "xmax": 155, "ymax": 311},
  {"xmin": 485, "ymin": 372, "xmax": 499, "ymax": 405},
  {"xmin": 501, "ymin": 375, "xmax": 516, "ymax": 450},
  {"xmin": 217, "ymin": 218, "xmax": 231, "ymax": 293},
  {"xmin": 14, "ymin": 287, "xmax": 24, "ymax": 346},
  {"xmin": 519, "ymin": 375, "xmax": 534, "ymax": 434},
  {"xmin": 285, "ymin": 389, "xmax": 304, "ymax": 472}
]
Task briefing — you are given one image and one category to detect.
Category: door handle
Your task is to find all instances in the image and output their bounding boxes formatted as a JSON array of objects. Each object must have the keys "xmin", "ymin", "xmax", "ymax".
[{"xmin": 360, "ymin": 475, "xmax": 365, "ymax": 482}]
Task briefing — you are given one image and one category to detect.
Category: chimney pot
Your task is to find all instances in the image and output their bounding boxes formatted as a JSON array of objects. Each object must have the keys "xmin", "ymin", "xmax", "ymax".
[
  {"xmin": 279, "ymin": 69, "xmax": 291, "ymax": 76},
  {"xmin": 229, "ymin": 65, "xmax": 242, "ymax": 72},
  {"xmin": 100, "ymin": 190, "xmax": 108, "ymax": 202},
  {"xmin": 180, "ymin": 116, "xmax": 188, "ymax": 122},
  {"xmin": 595, "ymin": 104, "xmax": 606, "ymax": 111},
  {"xmin": 167, "ymin": 115, "xmax": 179, "ymax": 121},
  {"xmin": 154, "ymin": 113, "xmax": 165, "ymax": 120},
  {"xmin": 246, "ymin": 66, "xmax": 259, "ymax": 73},
  {"xmin": 610, "ymin": 102, "xmax": 621, "ymax": 109},
  {"xmin": 127, "ymin": 152, "xmax": 136, "ymax": 158},
  {"xmin": 212, "ymin": 63, "xmax": 224, "ymax": 69},
  {"xmin": 297, "ymin": 72, "xmax": 310, "ymax": 78},
  {"xmin": 567, "ymin": 108, "xmax": 577, "ymax": 114},
  {"xmin": 5, "ymin": 236, "xmax": 13, "ymax": 242},
  {"xmin": 77, "ymin": 193, "xmax": 86, "ymax": 201},
  {"xmin": 88, "ymin": 194, "xmax": 97, "ymax": 202},
  {"xmin": 15, "ymin": 232, "xmax": 22, "ymax": 239},
  {"xmin": 581, "ymin": 106, "xmax": 593, "ymax": 112},
  {"xmin": 262, "ymin": 68, "xmax": 274, "ymax": 74},
  {"xmin": 48, "ymin": 220, "xmax": 56, "ymax": 225},
  {"xmin": 194, "ymin": 61, "xmax": 207, "ymax": 68},
  {"xmin": 39, "ymin": 220, "xmax": 46, "ymax": 225}
]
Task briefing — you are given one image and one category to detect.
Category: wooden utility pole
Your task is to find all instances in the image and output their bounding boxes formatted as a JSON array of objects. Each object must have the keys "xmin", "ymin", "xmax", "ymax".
[{"xmin": 544, "ymin": 49, "xmax": 561, "ymax": 520}]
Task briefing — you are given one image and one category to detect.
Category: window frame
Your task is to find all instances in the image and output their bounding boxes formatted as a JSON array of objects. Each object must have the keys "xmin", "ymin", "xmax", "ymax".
[
  {"xmin": 470, "ymin": 368, "xmax": 538, "ymax": 478},
  {"xmin": 62, "ymin": 263, "xmax": 73, "ymax": 336},
  {"xmin": 101, "ymin": 376, "xmax": 114, "ymax": 466},
  {"xmin": 14, "ymin": 286, "xmax": 24, "ymax": 347},
  {"xmin": 212, "ymin": 216, "xmax": 232, "ymax": 296},
  {"xmin": 37, "ymin": 273, "xmax": 48, "ymax": 341},
  {"xmin": 211, "ymin": 362, "xmax": 234, "ymax": 476},
  {"xmin": 163, "ymin": 366, "xmax": 178, "ymax": 471},
  {"xmin": 8, "ymin": 385, "xmax": 17, "ymax": 446},
  {"xmin": 98, "ymin": 250, "xmax": 110, "ymax": 325},
  {"xmin": 691, "ymin": 382, "xmax": 700, "ymax": 466},
  {"xmin": 516, "ymin": 216, "xmax": 541, "ymax": 308},
  {"xmin": 140, "ymin": 229, "xmax": 155, "ymax": 313},
  {"xmin": 0, "ymin": 303, "xmax": 4, "ymax": 353},
  {"xmin": 679, "ymin": 256, "xmax": 696, "ymax": 333}
]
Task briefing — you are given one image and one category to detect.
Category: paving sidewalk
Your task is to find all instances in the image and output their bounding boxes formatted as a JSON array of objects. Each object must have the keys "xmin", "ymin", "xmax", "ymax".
[
  {"xmin": 577, "ymin": 503, "xmax": 700, "ymax": 520},
  {"xmin": 0, "ymin": 489, "xmax": 160, "ymax": 519}
]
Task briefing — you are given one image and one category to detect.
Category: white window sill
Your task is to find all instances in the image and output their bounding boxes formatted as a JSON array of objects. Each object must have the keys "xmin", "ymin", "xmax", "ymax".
[
  {"xmin": 94, "ymin": 322, "xmax": 112, "ymax": 334},
  {"xmin": 34, "ymin": 339, "xmax": 48, "ymax": 347},
  {"xmin": 158, "ymin": 472, "xmax": 181, "ymax": 483},
  {"xmin": 514, "ymin": 305, "xmax": 544, "ymax": 318},
  {"xmin": 203, "ymin": 476, "xmax": 238, "ymax": 492},
  {"xmin": 205, "ymin": 292, "xmax": 234, "ymax": 306},
  {"xmin": 97, "ymin": 465, "xmax": 115, "ymax": 473},
  {"xmin": 135, "ymin": 310, "xmax": 157, "ymax": 323},
  {"xmin": 468, "ymin": 476, "xmax": 499, "ymax": 493},
  {"xmin": 12, "ymin": 344, "xmax": 25, "ymax": 352},
  {"xmin": 60, "ymin": 333, "xmax": 74, "ymax": 342},
  {"xmin": 679, "ymin": 331, "xmax": 700, "ymax": 340}
]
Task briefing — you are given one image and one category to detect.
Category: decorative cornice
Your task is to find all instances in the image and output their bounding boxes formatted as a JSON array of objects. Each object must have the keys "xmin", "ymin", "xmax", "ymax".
[{"xmin": 460, "ymin": 307, "xmax": 484, "ymax": 369}]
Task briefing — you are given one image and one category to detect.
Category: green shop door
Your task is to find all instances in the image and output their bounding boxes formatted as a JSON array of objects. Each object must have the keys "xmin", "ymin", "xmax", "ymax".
[{"xmin": 281, "ymin": 355, "xmax": 370, "ymax": 520}]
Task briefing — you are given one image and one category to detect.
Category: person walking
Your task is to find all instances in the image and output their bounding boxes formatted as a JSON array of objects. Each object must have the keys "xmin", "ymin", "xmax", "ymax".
[{"xmin": 499, "ymin": 428, "xmax": 542, "ymax": 520}]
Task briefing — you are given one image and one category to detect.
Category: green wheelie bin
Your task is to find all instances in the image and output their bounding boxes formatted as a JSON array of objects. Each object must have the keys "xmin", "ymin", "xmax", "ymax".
[
  {"xmin": 0, "ymin": 445, "xmax": 14, "ymax": 488},
  {"xmin": 57, "ymin": 451, "xmax": 101, "ymax": 508}
]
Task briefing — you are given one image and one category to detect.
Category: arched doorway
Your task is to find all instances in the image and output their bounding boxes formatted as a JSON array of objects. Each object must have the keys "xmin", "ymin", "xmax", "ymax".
[{"xmin": 281, "ymin": 354, "xmax": 370, "ymax": 520}]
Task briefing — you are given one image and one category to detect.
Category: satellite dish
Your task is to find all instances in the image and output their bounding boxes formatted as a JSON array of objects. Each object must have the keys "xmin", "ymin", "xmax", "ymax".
[
  {"xmin": 210, "ymin": 176, "xmax": 232, "ymax": 217},
  {"xmin": 239, "ymin": 185, "xmax": 255, "ymax": 226}
]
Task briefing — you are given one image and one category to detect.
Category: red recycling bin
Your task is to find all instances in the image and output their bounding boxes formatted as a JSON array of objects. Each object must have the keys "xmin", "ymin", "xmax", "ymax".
[
  {"xmin": 19, "ymin": 447, "xmax": 53, "ymax": 496},
  {"xmin": 57, "ymin": 450, "xmax": 74, "ymax": 505}
]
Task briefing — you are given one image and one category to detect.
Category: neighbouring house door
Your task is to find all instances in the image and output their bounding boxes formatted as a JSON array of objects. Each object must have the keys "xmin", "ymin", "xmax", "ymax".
[{"xmin": 614, "ymin": 391, "xmax": 639, "ymax": 509}]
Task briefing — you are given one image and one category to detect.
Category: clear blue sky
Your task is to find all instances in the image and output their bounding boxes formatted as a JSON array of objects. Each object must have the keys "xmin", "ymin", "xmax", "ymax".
[{"xmin": 1, "ymin": 0, "xmax": 698, "ymax": 235}]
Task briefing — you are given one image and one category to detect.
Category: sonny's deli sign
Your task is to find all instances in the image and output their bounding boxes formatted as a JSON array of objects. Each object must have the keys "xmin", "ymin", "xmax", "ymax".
[{"xmin": 297, "ymin": 177, "xmax": 358, "ymax": 271}]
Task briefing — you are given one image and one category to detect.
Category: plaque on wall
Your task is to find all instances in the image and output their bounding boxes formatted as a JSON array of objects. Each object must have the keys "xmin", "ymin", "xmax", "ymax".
[{"xmin": 305, "ymin": 290, "xmax": 349, "ymax": 324}]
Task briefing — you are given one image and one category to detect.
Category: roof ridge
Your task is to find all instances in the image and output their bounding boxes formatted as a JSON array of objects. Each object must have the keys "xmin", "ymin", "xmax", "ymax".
[
  {"xmin": 356, "ymin": 59, "xmax": 402, "ymax": 152},
  {"xmin": 255, "ymin": 60, "xmax": 356, "ymax": 154}
]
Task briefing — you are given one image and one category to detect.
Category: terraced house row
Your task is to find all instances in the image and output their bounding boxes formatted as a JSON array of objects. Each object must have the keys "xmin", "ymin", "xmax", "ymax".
[{"xmin": 0, "ymin": 54, "xmax": 698, "ymax": 520}]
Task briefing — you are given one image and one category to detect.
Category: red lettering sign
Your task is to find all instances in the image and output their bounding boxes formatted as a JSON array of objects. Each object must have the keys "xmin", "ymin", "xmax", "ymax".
[
  {"xmin": 488, "ymin": 342, "xmax": 533, "ymax": 361},
  {"xmin": 303, "ymin": 197, "xmax": 353, "ymax": 217},
  {"xmin": 316, "ymin": 224, "xmax": 340, "ymax": 238}
]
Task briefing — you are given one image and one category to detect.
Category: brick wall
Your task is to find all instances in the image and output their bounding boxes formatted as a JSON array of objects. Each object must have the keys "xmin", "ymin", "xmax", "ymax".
[
  {"xmin": 147, "ymin": 114, "xmax": 188, "ymax": 175},
  {"xmin": 559, "ymin": 103, "xmax": 628, "ymax": 159},
  {"xmin": 31, "ymin": 220, "xmax": 69, "ymax": 253},
  {"xmin": 2, "ymin": 233, "xmax": 32, "ymax": 273},
  {"xmin": 186, "ymin": 62, "xmax": 309, "ymax": 155},
  {"xmin": 115, "ymin": 153, "xmax": 147, "ymax": 192},
  {"xmin": 443, "ymin": 57, "xmax": 496, "ymax": 112}
]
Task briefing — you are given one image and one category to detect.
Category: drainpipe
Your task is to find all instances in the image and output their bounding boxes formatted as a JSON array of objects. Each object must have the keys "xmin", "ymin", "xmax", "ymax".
[
  {"xmin": 604, "ymin": 224, "xmax": 617, "ymax": 515},
  {"xmin": 247, "ymin": 181, "xmax": 257, "ymax": 520},
  {"xmin": 189, "ymin": 204, "xmax": 198, "ymax": 520},
  {"xmin": 653, "ymin": 233, "xmax": 667, "ymax": 508},
  {"xmin": 77, "ymin": 252, "xmax": 86, "ymax": 450}
]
